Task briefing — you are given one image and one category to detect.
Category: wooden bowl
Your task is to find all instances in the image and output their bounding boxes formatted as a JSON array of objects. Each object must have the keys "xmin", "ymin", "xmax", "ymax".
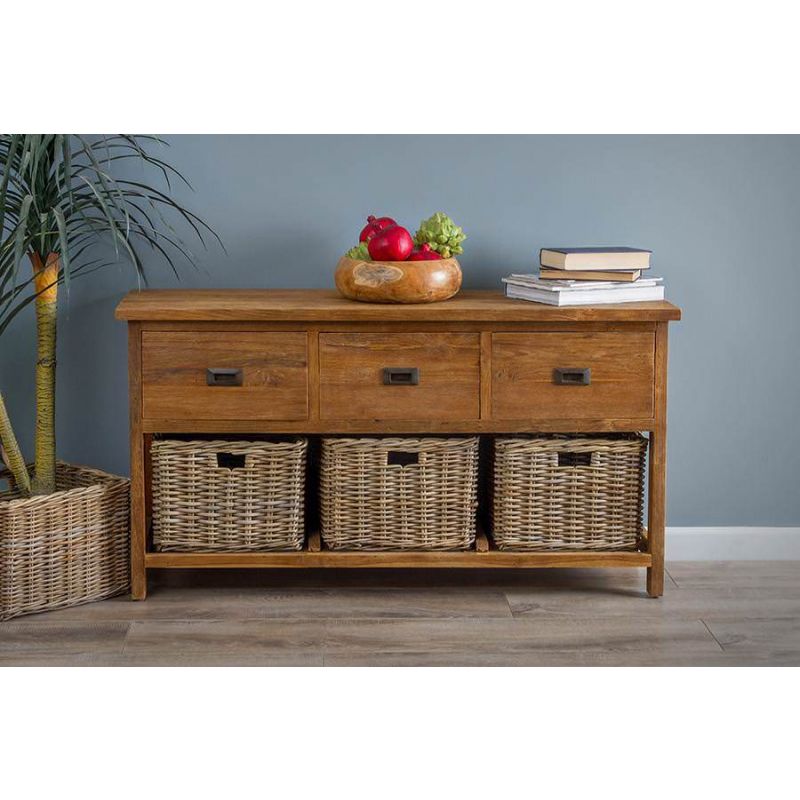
[{"xmin": 335, "ymin": 256, "xmax": 462, "ymax": 304}]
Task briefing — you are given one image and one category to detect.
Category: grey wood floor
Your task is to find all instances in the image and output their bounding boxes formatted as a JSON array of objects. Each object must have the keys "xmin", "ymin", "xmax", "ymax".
[{"xmin": 1, "ymin": 562, "xmax": 798, "ymax": 666}]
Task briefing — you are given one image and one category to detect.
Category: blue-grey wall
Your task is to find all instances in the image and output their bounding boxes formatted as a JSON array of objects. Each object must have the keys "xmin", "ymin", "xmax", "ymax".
[{"xmin": 1, "ymin": 135, "xmax": 798, "ymax": 526}]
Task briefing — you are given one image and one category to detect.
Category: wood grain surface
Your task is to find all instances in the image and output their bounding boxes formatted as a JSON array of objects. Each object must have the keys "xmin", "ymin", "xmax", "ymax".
[
  {"xmin": 492, "ymin": 331, "xmax": 655, "ymax": 419},
  {"xmin": 334, "ymin": 256, "xmax": 462, "ymax": 303},
  {"xmin": 116, "ymin": 289, "xmax": 682, "ymax": 323},
  {"xmin": 139, "ymin": 417, "xmax": 657, "ymax": 435},
  {"xmin": 128, "ymin": 324, "xmax": 147, "ymax": 600},
  {"xmin": 3, "ymin": 562, "xmax": 797, "ymax": 666},
  {"xmin": 647, "ymin": 322, "xmax": 669, "ymax": 597},
  {"xmin": 141, "ymin": 331, "xmax": 308, "ymax": 420},
  {"xmin": 144, "ymin": 550, "xmax": 652, "ymax": 569},
  {"xmin": 319, "ymin": 332, "xmax": 481, "ymax": 420}
]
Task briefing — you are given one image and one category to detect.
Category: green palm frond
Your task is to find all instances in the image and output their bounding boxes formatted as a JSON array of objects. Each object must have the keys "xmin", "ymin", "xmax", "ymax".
[
  {"xmin": 0, "ymin": 134, "xmax": 221, "ymax": 333},
  {"xmin": 0, "ymin": 133, "xmax": 219, "ymax": 496}
]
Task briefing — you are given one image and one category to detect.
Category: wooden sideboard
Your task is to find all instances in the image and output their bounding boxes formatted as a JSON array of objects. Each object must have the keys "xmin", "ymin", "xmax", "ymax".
[{"xmin": 116, "ymin": 289, "xmax": 681, "ymax": 599}]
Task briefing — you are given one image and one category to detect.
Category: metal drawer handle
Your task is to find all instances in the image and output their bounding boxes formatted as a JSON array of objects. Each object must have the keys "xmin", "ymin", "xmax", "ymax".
[
  {"xmin": 206, "ymin": 368, "xmax": 243, "ymax": 387},
  {"xmin": 382, "ymin": 367, "xmax": 419, "ymax": 386},
  {"xmin": 554, "ymin": 367, "xmax": 591, "ymax": 386}
]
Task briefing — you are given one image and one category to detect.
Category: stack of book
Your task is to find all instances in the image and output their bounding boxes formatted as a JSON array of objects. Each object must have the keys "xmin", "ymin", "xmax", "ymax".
[{"xmin": 503, "ymin": 247, "xmax": 664, "ymax": 306}]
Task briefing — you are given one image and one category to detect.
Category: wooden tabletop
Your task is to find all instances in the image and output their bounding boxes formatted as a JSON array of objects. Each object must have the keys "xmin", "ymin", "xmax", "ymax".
[{"xmin": 115, "ymin": 289, "xmax": 682, "ymax": 322}]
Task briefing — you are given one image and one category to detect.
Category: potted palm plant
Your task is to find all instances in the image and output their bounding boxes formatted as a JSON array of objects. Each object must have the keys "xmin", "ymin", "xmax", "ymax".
[{"xmin": 0, "ymin": 134, "xmax": 218, "ymax": 621}]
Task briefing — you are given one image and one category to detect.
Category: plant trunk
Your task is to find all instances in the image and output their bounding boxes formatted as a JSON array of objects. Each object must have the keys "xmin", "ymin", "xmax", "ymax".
[
  {"xmin": 0, "ymin": 391, "xmax": 31, "ymax": 495},
  {"xmin": 30, "ymin": 252, "xmax": 59, "ymax": 495}
]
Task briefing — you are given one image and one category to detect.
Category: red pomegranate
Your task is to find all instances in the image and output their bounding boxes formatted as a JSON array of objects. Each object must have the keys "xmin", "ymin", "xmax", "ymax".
[
  {"xmin": 367, "ymin": 225, "xmax": 414, "ymax": 261},
  {"xmin": 407, "ymin": 243, "xmax": 443, "ymax": 261},
  {"xmin": 359, "ymin": 215, "xmax": 397, "ymax": 242}
]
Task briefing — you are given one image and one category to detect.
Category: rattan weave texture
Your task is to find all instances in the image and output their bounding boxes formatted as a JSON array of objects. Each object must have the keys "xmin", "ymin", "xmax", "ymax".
[
  {"xmin": 151, "ymin": 439, "xmax": 307, "ymax": 552},
  {"xmin": 492, "ymin": 434, "xmax": 647, "ymax": 551},
  {"xmin": 320, "ymin": 437, "xmax": 479, "ymax": 551},
  {"xmin": 1, "ymin": 463, "xmax": 130, "ymax": 622}
]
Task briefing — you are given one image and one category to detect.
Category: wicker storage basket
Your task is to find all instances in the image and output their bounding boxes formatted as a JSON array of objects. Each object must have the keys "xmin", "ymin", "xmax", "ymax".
[
  {"xmin": 320, "ymin": 437, "xmax": 479, "ymax": 551},
  {"xmin": 1, "ymin": 463, "xmax": 130, "ymax": 622},
  {"xmin": 492, "ymin": 434, "xmax": 647, "ymax": 551},
  {"xmin": 151, "ymin": 439, "xmax": 307, "ymax": 552}
]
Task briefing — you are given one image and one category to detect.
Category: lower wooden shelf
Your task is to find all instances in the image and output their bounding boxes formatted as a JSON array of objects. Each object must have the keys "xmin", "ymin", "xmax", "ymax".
[{"xmin": 145, "ymin": 546, "xmax": 652, "ymax": 570}]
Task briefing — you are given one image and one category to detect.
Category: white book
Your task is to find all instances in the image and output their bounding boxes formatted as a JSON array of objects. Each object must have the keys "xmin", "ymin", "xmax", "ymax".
[
  {"xmin": 504, "ymin": 282, "xmax": 665, "ymax": 306},
  {"xmin": 505, "ymin": 275, "xmax": 663, "ymax": 292}
]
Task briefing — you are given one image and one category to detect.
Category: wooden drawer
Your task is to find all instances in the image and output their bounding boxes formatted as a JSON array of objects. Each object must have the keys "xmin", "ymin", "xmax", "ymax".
[
  {"xmin": 319, "ymin": 333, "xmax": 480, "ymax": 420},
  {"xmin": 492, "ymin": 331, "xmax": 655, "ymax": 419},
  {"xmin": 142, "ymin": 331, "xmax": 308, "ymax": 420}
]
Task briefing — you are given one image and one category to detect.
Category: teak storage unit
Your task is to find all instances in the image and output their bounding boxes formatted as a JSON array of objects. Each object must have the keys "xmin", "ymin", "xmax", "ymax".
[{"xmin": 116, "ymin": 289, "xmax": 681, "ymax": 599}]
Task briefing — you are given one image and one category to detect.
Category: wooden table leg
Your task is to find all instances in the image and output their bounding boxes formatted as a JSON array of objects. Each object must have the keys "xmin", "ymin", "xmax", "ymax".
[
  {"xmin": 129, "ymin": 324, "xmax": 147, "ymax": 600},
  {"xmin": 130, "ymin": 432, "xmax": 147, "ymax": 600},
  {"xmin": 647, "ymin": 322, "xmax": 668, "ymax": 598},
  {"xmin": 647, "ymin": 428, "xmax": 666, "ymax": 597}
]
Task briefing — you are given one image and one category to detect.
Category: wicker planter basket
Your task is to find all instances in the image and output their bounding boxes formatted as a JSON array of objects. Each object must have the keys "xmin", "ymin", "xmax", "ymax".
[
  {"xmin": 0, "ymin": 463, "xmax": 130, "ymax": 622},
  {"xmin": 492, "ymin": 434, "xmax": 647, "ymax": 551},
  {"xmin": 320, "ymin": 437, "xmax": 479, "ymax": 550},
  {"xmin": 152, "ymin": 439, "xmax": 307, "ymax": 552}
]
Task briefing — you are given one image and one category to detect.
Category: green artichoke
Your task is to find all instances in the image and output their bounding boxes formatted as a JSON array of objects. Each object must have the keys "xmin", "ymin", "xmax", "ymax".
[
  {"xmin": 413, "ymin": 212, "xmax": 466, "ymax": 258},
  {"xmin": 345, "ymin": 241, "xmax": 371, "ymax": 260}
]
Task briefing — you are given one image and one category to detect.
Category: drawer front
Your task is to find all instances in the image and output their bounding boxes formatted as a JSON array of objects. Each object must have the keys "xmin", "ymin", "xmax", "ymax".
[
  {"xmin": 492, "ymin": 331, "xmax": 654, "ymax": 419},
  {"xmin": 319, "ymin": 333, "xmax": 480, "ymax": 420},
  {"xmin": 142, "ymin": 331, "xmax": 308, "ymax": 420}
]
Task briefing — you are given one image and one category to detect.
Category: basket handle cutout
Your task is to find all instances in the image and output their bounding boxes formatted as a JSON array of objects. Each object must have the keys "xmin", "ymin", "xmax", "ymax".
[
  {"xmin": 387, "ymin": 451, "xmax": 419, "ymax": 467},
  {"xmin": 557, "ymin": 451, "xmax": 592, "ymax": 468},
  {"xmin": 216, "ymin": 452, "xmax": 247, "ymax": 470}
]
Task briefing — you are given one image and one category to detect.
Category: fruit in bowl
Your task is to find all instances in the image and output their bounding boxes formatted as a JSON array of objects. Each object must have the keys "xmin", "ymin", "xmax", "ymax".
[
  {"xmin": 414, "ymin": 211, "xmax": 466, "ymax": 259},
  {"xmin": 367, "ymin": 225, "xmax": 414, "ymax": 261},
  {"xmin": 359, "ymin": 215, "xmax": 397, "ymax": 242},
  {"xmin": 407, "ymin": 243, "xmax": 443, "ymax": 261},
  {"xmin": 336, "ymin": 212, "xmax": 465, "ymax": 304}
]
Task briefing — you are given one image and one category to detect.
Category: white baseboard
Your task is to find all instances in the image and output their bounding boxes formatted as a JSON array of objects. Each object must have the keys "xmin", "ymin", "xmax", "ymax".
[{"xmin": 666, "ymin": 527, "xmax": 800, "ymax": 560}]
